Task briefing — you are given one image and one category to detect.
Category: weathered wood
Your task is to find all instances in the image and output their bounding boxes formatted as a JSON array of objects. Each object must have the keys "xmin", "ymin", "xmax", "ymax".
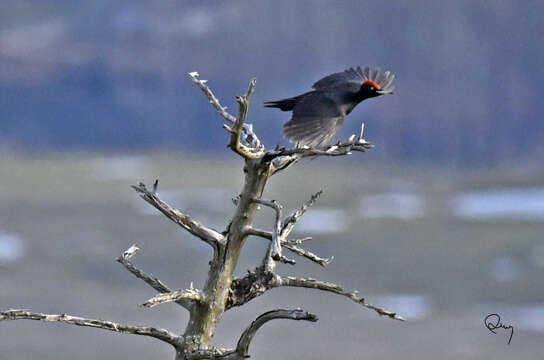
[
  {"xmin": 182, "ymin": 158, "xmax": 270, "ymax": 352},
  {"xmin": 0, "ymin": 309, "xmax": 182, "ymax": 347}
]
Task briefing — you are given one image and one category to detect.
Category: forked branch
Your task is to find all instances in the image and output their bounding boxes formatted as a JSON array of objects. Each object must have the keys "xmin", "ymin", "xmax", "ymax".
[
  {"xmin": 252, "ymin": 198, "xmax": 295, "ymax": 270},
  {"xmin": 245, "ymin": 228, "xmax": 332, "ymax": 267},
  {"xmin": 282, "ymin": 242, "xmax": 333, "ymax": 266},
  {"xmin": 132, "ymin": 182, "xmax": 224, "ymax": 250},
  {"xmin": 247, "ymin": 190, "xmax": 328, "ymax": 269},
  {"xmin": 263, "ymin": 124, "xmax": 373, "ymax": 163},
  {"xmin": 276, "ymin": 276, "xmax": 405, "ymax": 321},
  {"xmin": 281, "ymin": 190, "xmax": 322, "ymax": 239},
  {"xmin": 226, "ymin": 79, "xmax": 265, "ymax": 159},
  {"xmin": 141, "ymin": 288, "xmax": 203, "ymax": 308},
  {"xmin": 180, "ymin": 309, "xmax": 317, "ymax": 360},
  {"xmin": 189, "ymin": 71, "xmax": 264, "ymax": 157},
  {"xmin": 117, "ymin": 245, "xmax": 200, "ymax": 311},
  {"xmin": 228, "ymin": 269, "xmax": 404, "ymax": 321},
  {"xmin": 0, "ymin": 310, "xmax": 182, "ymax": 347}
]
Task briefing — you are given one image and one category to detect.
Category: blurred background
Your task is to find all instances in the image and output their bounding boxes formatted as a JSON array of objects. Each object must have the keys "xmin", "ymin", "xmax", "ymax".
[{"xmin": 1, "ymin": 1, "xmax": 543, "ymax": 359}]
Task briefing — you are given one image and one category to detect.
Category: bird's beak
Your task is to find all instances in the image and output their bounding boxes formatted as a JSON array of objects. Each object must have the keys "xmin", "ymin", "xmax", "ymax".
[{"xmin": 376, "ymin": 89, "xmax": 393, "ymax": 95}]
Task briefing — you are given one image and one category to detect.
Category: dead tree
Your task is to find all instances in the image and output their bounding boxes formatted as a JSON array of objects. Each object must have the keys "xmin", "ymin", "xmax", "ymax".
[{"xmin": 1, "ymin": 73, "xmax": 404, "ymax": 359}]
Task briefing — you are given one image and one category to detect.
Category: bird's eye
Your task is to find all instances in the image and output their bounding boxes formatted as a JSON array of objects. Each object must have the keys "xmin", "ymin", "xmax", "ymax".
[{"xmin": 370, "ymin": 86, "xmax": 374, "ymax": 91}]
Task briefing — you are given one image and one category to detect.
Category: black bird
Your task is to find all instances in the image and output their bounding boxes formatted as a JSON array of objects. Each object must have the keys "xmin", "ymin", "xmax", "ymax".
[{"xmin": 265, "ymin": 66, "xmax": 395, "ymax": 147}]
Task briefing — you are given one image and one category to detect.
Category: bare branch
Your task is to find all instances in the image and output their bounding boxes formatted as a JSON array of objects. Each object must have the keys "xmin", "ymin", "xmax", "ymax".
[
  {"xmin": 235, "ymin": 309, "xmax": 318, "ymax": 357},
  {"xmin": 228, "ymin": 79, "xmax": 265, "ymax": 159},
  {"xmin": 121, "ymin": 244, "xmax": 140, "ymax": 259},
  {"xmin": 117, "ymin": 254, "xmax": 171, "ymax": 294},
  {"xmin": 250, "ymin": 192, "xmax": 327, "ymax": 268},
  {"xmin": 189, "ymin": 72, "xmax": 264, "ymax": 157},
  {"xmin": 188, "ymin": 71, "xmax": 236, "ymax": 124},
  {"xmin": 180, "ymin": 308, "xmax": 317, "ymax": 359},
  {"xmin": 245, "ymin": 227, "xmax": 331, "ymax": 267},
  {"xmin": 263, "ymin": 127, "xmax": 373, "ymax": 177},
  {"xmin": 116, "ymin": 246, "xmax": 196, "ymax": 310},
  {"xmin": 276, "ymin": 276, "xmax": 405, "ymax": 321},
  {"xmin": 283, "ymin": 243, "xmax": 333, "ymax": 267},
  {"xmin": 252, "ymin": 198, "xmax": 291, "ymax": 269},
  {"xmin": 359, "ymin": 121, "xmax": 366, "ymax": 140},
  {"xmin": 263, "ymin": 137, "xmax": 373, "ymax": 163},
  {"xmin": 243, "ymin": 227, "xmax": 272, "ymax": 240},
  {"xmin": 228, "ymin": 269, "xmax": 403, "ymax": 321},
  {"xmin": 267, "ymin": 155, "xmax": 298, "ymax": 176},
  {"xmin": 281, "ymin": 190, "xmax": 323, "ymax": 239},
  {"xmin": 132, "ymin": 182, "xmax": 225, "ymax": 249},
  {"xmin": 284, "ymin": 236, "xmax": 313, "ymax": 245},
  {"xmin": 185, "ymin": 348, "xmax": 236, "ymax": 360},
  {"xmin": 141, "ymin": 288, "xmax": 203, "ymax": 308},
  {"xmin": 0, "ymin": 309, "xmax": 182, "ymax": 346}
]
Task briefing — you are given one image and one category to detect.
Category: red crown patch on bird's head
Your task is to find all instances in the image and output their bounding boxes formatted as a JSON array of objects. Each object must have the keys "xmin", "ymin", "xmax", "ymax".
[
  {"xmin": 359, "ymin": 66, "xmax": 395, "ymax": 94},
  {"xmin": 362, "ymin": 80, "xmax": 381, "ymax": 90}
]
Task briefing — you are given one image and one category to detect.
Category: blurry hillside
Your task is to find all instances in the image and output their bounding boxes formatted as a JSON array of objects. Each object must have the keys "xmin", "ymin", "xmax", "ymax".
[{"xmin": 0, "ymin": 0, "xmax": 542, "ymax": 166}]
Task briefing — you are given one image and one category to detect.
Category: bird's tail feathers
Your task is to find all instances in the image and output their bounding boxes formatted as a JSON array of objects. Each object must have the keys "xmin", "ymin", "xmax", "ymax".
[{"xmin": 264, "ymin": 93, "xmax": 307, "ymax": 111}]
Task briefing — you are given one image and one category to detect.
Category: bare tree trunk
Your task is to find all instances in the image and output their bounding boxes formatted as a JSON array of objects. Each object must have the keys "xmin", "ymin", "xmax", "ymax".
[{"xmin": 183, "ymin": 159, "xmax": 268, "ymax": 351}]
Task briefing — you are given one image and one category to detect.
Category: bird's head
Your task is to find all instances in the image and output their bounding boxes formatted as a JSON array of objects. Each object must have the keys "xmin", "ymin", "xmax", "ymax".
[{"xmin": 359, "ymin": 67, "xmax": 395, "ymax": 99}]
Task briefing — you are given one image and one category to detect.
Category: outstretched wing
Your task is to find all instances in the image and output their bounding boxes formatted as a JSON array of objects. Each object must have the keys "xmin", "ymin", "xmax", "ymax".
[
  {"xmin": 283, "ymin": 92, "xmax": 344, "ymax": 147},
  {"xmin": 312, "ymin": 66, "xmax": 366, "ymax": 89}
]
